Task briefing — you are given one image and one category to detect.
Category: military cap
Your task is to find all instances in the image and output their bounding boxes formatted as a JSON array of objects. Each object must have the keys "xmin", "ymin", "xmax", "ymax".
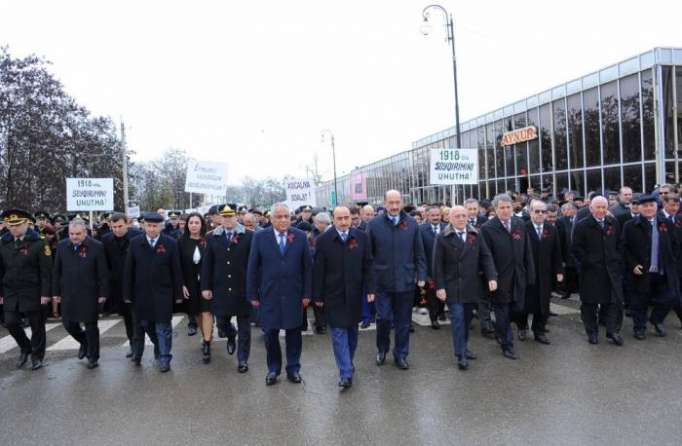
[
  {"xmin": 219, "ymin": 204, "xmax": 236, "ymax": 217},
  {"xmin": 34, "ymin": 211, "xmax": 50, "ymax": 220},
  {"xmin": 1, "ymin": 209, "xmax": 32, "ymax": 226}
]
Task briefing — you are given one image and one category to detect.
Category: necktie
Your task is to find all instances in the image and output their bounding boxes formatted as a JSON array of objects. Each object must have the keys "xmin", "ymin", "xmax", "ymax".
[
  {"xmin": 536, "ymin": 225, "xmax": 542, "ymax": 238},
  {"xmin": 433, "ymin": 225, "xmax": 439, "ymax": 235},
  {"xmin": 73, "ymin": 243, "xmax": 80, "ymax": 252},
  {"xmin": 470, "ymin": 219, "xmax": 476, "ymax": 227},
  {"xmin": 392, "ymin": 216, "xmax": 399, "ymax": 226},
  {"xmin": 278, "ymin": 232, "xmax": 286, "ymax": 255},
  {"xmin": 458, "ymin": 231, "xmax": 465, "ymax": 242},
  {"xmin": 149, "ymin": 238, "xmax": 156, "ymax": 248},
  {"xmin": 340, "ymin": 232, "xmax": 348, "ymax": 243},
  {"xmin": 503, "ymin": 220, "xmax": 511, "ymax": 233},
  {"xmin": 598, "ymin": 220, "xmax": 605, "ymax": 230},
  {"xmin": 226, "ymin": 231, "xmax": 233, "ymax": 243},
  {"xmin": 650, "ymin": 220, "xmax": 660, "ymax": 274}
]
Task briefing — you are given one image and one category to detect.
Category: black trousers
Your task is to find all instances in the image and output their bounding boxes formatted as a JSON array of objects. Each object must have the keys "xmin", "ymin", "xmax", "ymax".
[
  {"xmin": 516, "ymin": 311, "xmax": 546, "ymax": 335},
  {"xmin": 63, "ymin": 320, "xmax": 100, "ymax": 361},
  {"xmin": 5, "ymin": 310, "xmax": 46, "ymax": 360},
  {"xmin": 131, "ymin": 311, "xmax": 159, "ymax": 360},
  {"xmin": 581, "ymin": 301, "xmax": 623, "ymax": 336},
  {"xmin": 426, "ymin": 286, "xmax": 445, "ymax": 322},
  {"xmin": 560, "ymin": 266, "xmax": 579, "ymax": 295},
  {"xmin": 121, "ymin": 303, "xmax": 134, "ymax": 343}
]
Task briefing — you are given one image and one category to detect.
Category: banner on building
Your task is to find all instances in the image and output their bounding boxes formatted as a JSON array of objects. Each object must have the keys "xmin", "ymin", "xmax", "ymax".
[
  {"xmin": 350, "ymin": 172, "xmax": 367, "ymax": 201},
  {"xmin": 184, "ymin": 160, "xmax": 228, "ymax": 195},
  {"xmin": 429, "ymin": 148, "xmax": 479, "ymax": 185},
  {"xmin": 66, "ymin": 178, "xmax": 114, "ymax": 211},
  {"xmin": 285, "ymin": 178, "xmax": 316, "ymax": 209}
]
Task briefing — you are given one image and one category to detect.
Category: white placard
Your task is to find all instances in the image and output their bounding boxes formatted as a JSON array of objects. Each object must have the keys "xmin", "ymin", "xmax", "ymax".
[
  {"xmin": 184, "ymin": 160, "xmax": 228, "ymax": 195},
  {"xmin": 127, "ymin": 206, "xmax": 140, "ymax": 219},
  {"xmin": 285, "ymin": 178, "xmax": 316, "ymax": 210},
  {"xmin": 430, "ymin": 148, "xmax": 479, "ymax": 185},
  {"xmin": 66, "ymin": 178, "xmax": 114, "ymax": 211}
]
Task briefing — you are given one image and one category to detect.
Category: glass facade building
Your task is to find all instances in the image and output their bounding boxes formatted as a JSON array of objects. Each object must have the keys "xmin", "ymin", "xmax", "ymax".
[{"xmin": 316, "ymin": 48, "xmax": 682, "ymax": 207}]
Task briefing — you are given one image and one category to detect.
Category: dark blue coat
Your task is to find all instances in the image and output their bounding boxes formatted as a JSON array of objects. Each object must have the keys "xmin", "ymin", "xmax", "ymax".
[
  {"xmin": 123, "ymin": 234, "xmax": 183, "ymax": 322},
  {"xmin": 419, "ymin": 222, "xmax": 446, "ymax": 278},
  {"xmin": 366, "ymin": 211, "xmax": 427, "ymax": 294},
  {"xmin": 313, "ymin": 227, "xmax": 374, "ymax": 328},
  {"xmin": 52, "ymin": 237, "xmax": 109, "ymax": 322},
  {"xmin": 200, "ymin": 226, "xmax": 253, "ymax": 318},
  {"xmin": 246, "ymin": 227, "xmax": 313, "ymax": 330}
]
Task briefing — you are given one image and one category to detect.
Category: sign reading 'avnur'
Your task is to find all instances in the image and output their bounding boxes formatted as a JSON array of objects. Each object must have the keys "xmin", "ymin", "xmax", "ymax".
[{"xmin": 502, "ymin": 126, "xmax": 538, "ymax": 146}]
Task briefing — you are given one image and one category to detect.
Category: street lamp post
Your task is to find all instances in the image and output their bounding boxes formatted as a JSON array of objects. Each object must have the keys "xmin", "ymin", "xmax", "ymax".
[
  {"xmin": 321, "ymin": 129, "xmax": 338, "ymax": 207},
  {"xmin": 421, "ymin": 4, "xmax": 462, "ymax": 205}
]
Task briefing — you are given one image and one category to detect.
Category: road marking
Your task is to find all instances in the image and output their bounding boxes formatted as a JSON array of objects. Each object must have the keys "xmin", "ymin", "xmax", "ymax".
[
  {"xmin": 550, "ymin": 302, "xmax": 580, "ymax": 315},
  {"xmin": 48, "ymin": 319, "xmax": 121, "ymax": 351},
  {"xmin": 0, "ymin": 322, "xmax": 61, "ymax": 354},
  {"xmin": 142, "ymin": 315, "xmax": 185, "ymax": 346},
  {"xmin": 412, "ymin": 312, "xmax": 451, "ymax": 327}
]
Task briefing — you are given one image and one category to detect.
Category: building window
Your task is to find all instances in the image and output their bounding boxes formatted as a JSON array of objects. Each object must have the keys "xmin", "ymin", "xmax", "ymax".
[
  {"xmin": 641, "ymin": 70, "xmax": 655, "ymax": 161},
  {"xmin": 486, "ymin": 124, "xmax": 495, "ymax": 178},
  {"xmin": 553, "ymin": 99, "xmax": 568, "ymax": 170},
  {"xmin": 662, "ymin": 66, "xmax": 676, "ymax": 159},
  {"xmin": 494, "ymin": 120, "xmax": 504, "ymax": 179},
  {"xmin": 539, "ymin": 103, "xmax": 553, "ymax": 172},
  {"xmin": 600, "ymin": 81, "xmax": 620, "ymax": 166},
  {"xmin": 586, "ymin": 168, "xmax": 602, "ymax": 193},
  {"xmin": 567, "ymin": 93, "xmax": 584, "ymax": 169},
  {"xmin": 556, "ymin": 172, "xmax": 568, "ymax": 193},
  {"xmin": 604, "ymin": 166, "xmax": 621, "ymax": 191},
  {"xmin": 620, "ymin": 73, "xmax": 642, "ymax": 163},
  {"xmin": 623, "ymin": 164, "xmax": 643, "ymax": 192},
  {"xmin": 584, "ymin": 87, "xmax": 601, "ymax": 167},
  {"xmin": 644, "ymin": 163, "xmax": 656, "ymax": 193}
]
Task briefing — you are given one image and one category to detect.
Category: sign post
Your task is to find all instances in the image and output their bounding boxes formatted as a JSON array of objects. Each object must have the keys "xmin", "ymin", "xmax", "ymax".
[
  {"xmin": 285, "ymin": 178, "xmax": 317, "ymax": 210},
  {"xmin": 184, "ymin": 160, "xmax": 228, "ymax": 196},
  {"xmin": 66, "ymin": 178, "xmax": 114, "ymax": 212}
]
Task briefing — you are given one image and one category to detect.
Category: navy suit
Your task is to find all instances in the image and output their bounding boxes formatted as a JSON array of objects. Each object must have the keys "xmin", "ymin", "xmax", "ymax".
[
  {"xmin": 420, "ymin": 222, "xmax": 446, "ymax": 323},
  {"xmin": 247, "ymin": 227, "xmax": 312, "ymax": 376},
  {"xmin": 367, "ymin": 211, "xmax": 426, "ymax": 361}
]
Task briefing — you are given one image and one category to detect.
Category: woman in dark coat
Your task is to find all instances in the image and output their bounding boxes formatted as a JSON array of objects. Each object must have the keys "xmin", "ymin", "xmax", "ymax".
[{"xmin": 177, "ymin": 212, "xmax": 211, "ymax": 362}]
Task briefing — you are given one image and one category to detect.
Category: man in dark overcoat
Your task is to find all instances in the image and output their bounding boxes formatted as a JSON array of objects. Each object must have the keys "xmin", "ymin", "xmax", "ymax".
[
  {"xmin": 247, "ymin": 203, "xmax": 313, "ymax": 386},
  {"xmin": 480, "ymin": 193, "xmax": 535, "ymax": 360},
  {"xmin": 433, "ymin": 206, "xmax": 497, "ymax": 371},
  {"xmin": 101, "ymin": 213, "xmax": 143, "ymax": 357},
  {"xmin": 367, "ymin": 190, "xmax": 426, "ymax": 370},
  {"xmin": 517, "ymin": 200, "xmax": 563, "ymax": 344},
  {"xmin": 571, "ymin": 196, "xmax": 625, "ymax": 346},
  {"xmin": 52, "ymin": 218, "xmax": 109, "ymax": 368},
  {"xmin": 313, "ymin": 206, "xmax": 374, "ymax": 390},
  {"xmin": 419, "ymin": 205, "xmax": 447, "ymax": 329},
  {"xmin": 622, "ymin": 194, "xmax": 679, "ymax": 339},
  {"xmin": 201, "ymin": 205, "xmax": 253, "ymax": 373},
  {"xmin": 124, "ymin": 212, "xmax": 183, "ymax": 372}
]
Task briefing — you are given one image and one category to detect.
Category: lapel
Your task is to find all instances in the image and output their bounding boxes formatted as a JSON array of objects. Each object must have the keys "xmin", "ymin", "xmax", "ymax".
[
  {"xmin": 494, "ymin": 217, "xmax": 511, "ymax": 239},
  {"xmin": 268, "ymin": 229, "xmax": 285, "ymax": 258}
]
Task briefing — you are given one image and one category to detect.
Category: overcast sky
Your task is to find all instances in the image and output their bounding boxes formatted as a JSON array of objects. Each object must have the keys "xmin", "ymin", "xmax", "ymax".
[{"xmin": 1, "ymin": 0, "xmax": 680, "ymax": 185}]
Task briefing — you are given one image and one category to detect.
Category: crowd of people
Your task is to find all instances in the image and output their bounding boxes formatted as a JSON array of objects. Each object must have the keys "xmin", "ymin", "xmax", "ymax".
[{"xmin": 1, "ymin": 182, "xmax": 681, "ymax": 391}]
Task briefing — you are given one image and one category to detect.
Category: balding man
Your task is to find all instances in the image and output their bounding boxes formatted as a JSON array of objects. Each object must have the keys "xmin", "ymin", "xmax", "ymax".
[
  {"xmin": 247, "ymin": 203, "xmax": 313, "ymax": 385},
  {"xmin": 313, "ymin": 207, "xmax": 374, "ymax": 389},
  {"xmin": 433, "ymin": 206, "xmax": 496, "ymax": 371},
  {"xmin": 367, "ymin": 190, "xmax": 426, "ymax": 370},
  {"xmin": 52, "ymin": 219, "xmax": 109, "ymax": 369},
  {"xmin": 572, "ymin": 196, "xmax": 625, "ymax": 345}
]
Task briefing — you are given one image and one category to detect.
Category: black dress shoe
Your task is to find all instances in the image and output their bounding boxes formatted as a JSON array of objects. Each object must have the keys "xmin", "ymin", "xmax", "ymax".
[
  {"xmin": 360, "ymin": 320, "xmax": 371, "ymax": 329},
  {"xmin": 394, "ymin": 358, "xmax": 409, "ymax": 370},
  {"xmin": 132, "ymin": 357, "xmax": 142, "ymax": 366},
  {"xmin": 588, "ymin": 333, "xmax": 599, "ymax": 344},
  {"xmin": 226, "ymin": 337, "xmax": 236, "ymax": 355},
  {"xmin": 457, "ymin": 357, "xmax": 469, "ymax": 371},
  {"xmin": 159, "ymin": 363, "xmax": 171, "ymax": 373},
  {"xmin": 502, "ymin": 349, "xmax": 517, "ymax": 360},
  {"xmin": 376, "ymin": 351, "xmax": 386, "ymax": 366},
  {"xmin": 265, "ymin": 373, "xmax": 278, "ymax": 386},
  {"xmin": 633, "ymin": 330, "xmax": 646, "ymax": 340},
  {"xmin": 430, "ymin": 320, "xmax": 440, "ymax": 330},
  {"xmin": 78, "ymin": 342, "xmax": 88, "ymax": 360},
  {"xmin": 287, "ymin": 372, "xmax": 302, "ymax": 383},
  {"xmin": 338, "ymin": 377, "xmax": 352, "ymax": 390},
  {"xmin": 651, "ymin": 323, "xmax": 667, "ymax": 337},
  {"xmin": 238, "ymin": 363, "xmax": 249, "ymax": 373},
  {"xmin": 534, "ymin": 334, "xmax": 551, "ymax": 345},
  {"xmin": 202, "ymin": 341, "xmax": 211, "ymax": 364},
  {"xmin": 438, "ymin": 313, "xmax": 447, "ymax": 322},
  {"xmin": 315, "ymin": 326, "xmax": 327, "ymax": 335},
  {"xmin": 481, "ymin": 328, "xmax": 496, "ymax": 339},
  {"xmin": 86, "ymin": 360, "xmax": 99, "ymax": 369},
  {"xmin": 31, "ymin": 359, "xmax": 44, "ymax": 370},
  {"xmin": 187, "ymin": 324, "xmax": 197, "ymax": 337},
  {"xmin": 518, "ymin": 329, "xmax": 528, "ymax": 341},
  {"xmin": 464, "ymin": 350, "xmax": 477, "ymax": 360},
  {"xmin": 16, "ymin": 352, "xmax": 29, "ymax": 369},
  {"xmin": 607, "ymin": 333, "xmax": 624, "ymax": 346}
]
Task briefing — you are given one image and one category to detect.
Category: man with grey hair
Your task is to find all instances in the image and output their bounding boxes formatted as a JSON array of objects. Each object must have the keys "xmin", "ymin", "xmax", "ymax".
[
  {"xmin": 480, "ymin": 194, "xmax": 535, "ymax": 360},
  {"xmin": 52, "ymin": 218, "xmax": 109, "ymax": 369},
  {"xmin": 307, "ymin": 210, "xmax": 331, "ymax": 334},
  {"xmin": 247, "ymin": 202, "xmax": 313, "ymax": 385}
]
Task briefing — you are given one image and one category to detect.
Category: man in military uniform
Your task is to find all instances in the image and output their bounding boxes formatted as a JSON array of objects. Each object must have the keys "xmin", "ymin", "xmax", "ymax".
[
  {"xmin": 201, "ymin": 205, "xmax": 254, "ymax": 373},
  {"xmin": 163, "ymin": 211, "xmax": 182, "ymax": 239},
  {"xmin": 0, "ymin": 210, "xmax": 52, "ymax": 370}
]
